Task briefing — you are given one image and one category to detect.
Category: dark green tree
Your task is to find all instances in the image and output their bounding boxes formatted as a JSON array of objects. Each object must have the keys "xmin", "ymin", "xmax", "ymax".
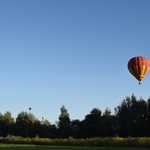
[
  {"xmin": 133, "ymin": 97, "xmax": 148, "ymax": 136},
  {"xmin": 115, "ymin": 94, "xmax": 149, "ymax": 137},
  {"xmin": 15, "ymin": 111, "xmax": 38, "ymax": 137},
  {"xmin": 70, "ymin": 119, "xmax": 81, "ymax": 138},
  {"xmin": 0, "ymin": 111, "xmax": 14, "ymax": 137},
  {"xmin": 39, "ymin": 119, "xmax": 57, "ymax": 138},
  {"xmin": 57, "ymin": 105, "xmax": 71, "ymax": 138},
  {"xmin": 146, "ymin": 98, "xmax": 150, "ymax": 136},
  {"xmin": 79, "ymin": 108, "xmax": 102, "ymax": 138},
  {"xmin": 101, "ymin": 108, "xmax": 117, "ymax": 137},
  {"xmin": 115, "ymin": 95, "xmax": 137, "ymax": 136}
]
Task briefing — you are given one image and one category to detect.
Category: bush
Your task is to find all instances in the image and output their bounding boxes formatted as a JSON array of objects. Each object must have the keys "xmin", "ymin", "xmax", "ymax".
[{"xmin": 0, "ymin": 135, "xmax": 149, "ymax": 148}]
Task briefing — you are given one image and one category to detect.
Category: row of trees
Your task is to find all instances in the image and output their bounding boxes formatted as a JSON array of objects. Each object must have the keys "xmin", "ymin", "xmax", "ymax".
[{"xmin": 0, "ymin": 94, "xmax": 150, "ymax": 138}]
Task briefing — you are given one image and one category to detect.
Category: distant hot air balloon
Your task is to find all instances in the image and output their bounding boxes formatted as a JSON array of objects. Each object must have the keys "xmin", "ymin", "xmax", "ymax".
[
  {"xmin": 127, "ymin": 56, "xmax": 150, "ymax": 84},
  {"xmin": 29, "ymin": 107, "xmax": 32, "ymax": 111}
]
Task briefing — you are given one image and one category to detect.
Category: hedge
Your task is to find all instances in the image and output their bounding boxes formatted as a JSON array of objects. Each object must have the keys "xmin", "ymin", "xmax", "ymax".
[{"xmin": 0, "ymin": 136, "xmax": 149, "ymax": 148}]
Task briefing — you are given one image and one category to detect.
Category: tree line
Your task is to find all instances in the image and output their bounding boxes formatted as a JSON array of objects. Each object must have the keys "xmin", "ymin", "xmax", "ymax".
[{"xmin": 0, "ymin": 94, "xmax": 150, "ymax": 138}]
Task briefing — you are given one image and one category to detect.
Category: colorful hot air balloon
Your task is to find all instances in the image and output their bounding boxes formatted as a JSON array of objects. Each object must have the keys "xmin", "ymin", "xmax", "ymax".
[{"xmin": 127, "ymin": 56, "xmax": 150, "ymax": 84}]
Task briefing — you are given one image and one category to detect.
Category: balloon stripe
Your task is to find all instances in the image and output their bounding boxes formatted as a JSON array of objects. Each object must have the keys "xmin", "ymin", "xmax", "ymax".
[
  {"xmin": 134, "ymin": 66, "xmax": 139, "ymax": 77},
  {"xmin": 129, "ymin": 68, "xmax": 138, "ymax": 78},
  {"xmin": 137, "ymin": 57, "xmax": 142, "ymax": 76},
  {"xmin": 143, "ymin": 66, "xmax": 150, "ymax": 77},
  {"xmin": 141, "ymin": 65, "xmax": 146, "ymax": 77}
]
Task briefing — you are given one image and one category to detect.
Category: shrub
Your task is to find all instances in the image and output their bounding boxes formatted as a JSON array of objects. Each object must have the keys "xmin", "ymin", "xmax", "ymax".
[{"xmin": 0, "ymin": 136, "xmax": 149, "ymax": 148}]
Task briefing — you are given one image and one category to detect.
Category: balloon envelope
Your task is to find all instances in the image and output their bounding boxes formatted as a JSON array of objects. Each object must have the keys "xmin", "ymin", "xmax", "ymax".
[{"xmin": 127, "ymin": 56, "xmax": 150, "ymax": 83}]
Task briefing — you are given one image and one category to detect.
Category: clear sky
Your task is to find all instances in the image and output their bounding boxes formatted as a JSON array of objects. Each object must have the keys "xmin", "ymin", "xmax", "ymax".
[{"xmin": 0, "ymin": 0, "xmax": 150, "ymax": 124}]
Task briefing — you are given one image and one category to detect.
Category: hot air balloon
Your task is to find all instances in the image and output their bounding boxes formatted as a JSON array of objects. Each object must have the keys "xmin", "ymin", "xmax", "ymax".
[
  {"xmin": 29, "ymin": 107, "xmax": 32, "ymax": 111},
  {"xmin": 127, "ymin": 56, "xmax": 150, "ymax": 84}
]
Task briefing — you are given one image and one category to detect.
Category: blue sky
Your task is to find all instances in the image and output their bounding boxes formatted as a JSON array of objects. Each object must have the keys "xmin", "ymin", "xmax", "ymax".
[{"xmin": 0, "ymin": 0, "xmax": 150, "ymax": 124}]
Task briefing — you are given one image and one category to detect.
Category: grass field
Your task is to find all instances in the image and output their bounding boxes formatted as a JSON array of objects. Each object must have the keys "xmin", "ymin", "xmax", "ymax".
[{"xmin": 0, "ymin": 145, "xmax": 149, "ymax": 150}]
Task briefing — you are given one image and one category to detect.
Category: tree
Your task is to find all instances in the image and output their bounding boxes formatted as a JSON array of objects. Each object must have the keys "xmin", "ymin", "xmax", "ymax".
[
  {"xmin": 103, "ymin": 107, "xmax": 111, "ymax": 116},
  {"xmin": 70, "ymin": 119, "xmax": 81, "ymax": 138},
  {"xmin": 115, "ymin": 94, "xmax": 149, "ymax": 137},
  {"xmin": 115, "ymin": 95, "xmax": 137, "ymax": 137},
  {"xmin": 146, "ymin": 98, "xmax": 150, "ymax": 136},
  {"xmin": 0, "ymin": 111, "xmax": 14, "ymax": 137},
  {"xmin": 39, "ymin": 119, "xmax": 57, "ymax": 138},
  {"xmin": 57, "ymin": 105, "xmax": 71, "ymax": 138},
  {"xmin": 101, "ymin": 108, "xmax": 116, "ymax": 137},
  {"xmin": 15, "ymin": 111, "xmax": 38, "ymax": 137},
  {"xmin": 133, "ymin": 97, "xmax": 147, "ymax": 136},
  {"xmin": 79, "ymin": 108, "xmax": 102, "ymax": 138}
]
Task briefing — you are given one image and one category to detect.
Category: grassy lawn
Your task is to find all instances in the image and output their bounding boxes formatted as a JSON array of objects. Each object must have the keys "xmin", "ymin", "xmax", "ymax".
[{"xmin": 0, "ymin": 145, "xmax": 149, "ymax": 150}]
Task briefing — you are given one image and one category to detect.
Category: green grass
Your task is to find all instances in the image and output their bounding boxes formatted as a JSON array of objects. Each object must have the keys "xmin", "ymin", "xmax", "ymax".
[{"xmin": 0, "ymin": 145, "xmax": 149, "ymax": 150}]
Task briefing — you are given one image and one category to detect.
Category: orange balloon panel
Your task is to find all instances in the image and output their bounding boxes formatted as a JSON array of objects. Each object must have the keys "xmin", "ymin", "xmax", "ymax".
[{"xmin": 128, "ymin": 56, "xmax": 150, "ymax": 82}]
